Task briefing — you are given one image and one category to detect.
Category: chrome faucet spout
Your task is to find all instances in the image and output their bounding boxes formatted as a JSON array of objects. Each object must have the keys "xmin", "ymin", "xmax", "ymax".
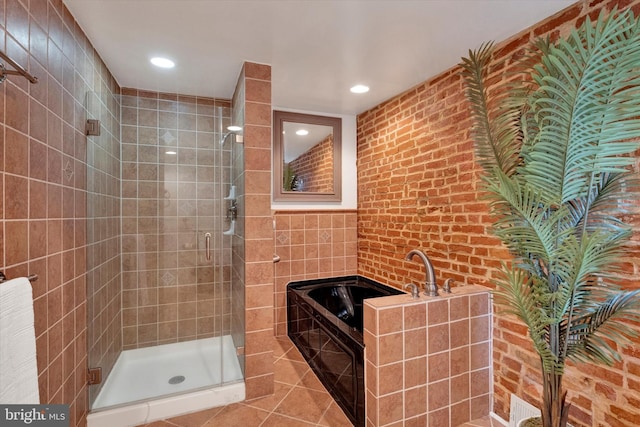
[{"xmin": 404, "ymin": 249, "xmax": 438, "ymax": 297}]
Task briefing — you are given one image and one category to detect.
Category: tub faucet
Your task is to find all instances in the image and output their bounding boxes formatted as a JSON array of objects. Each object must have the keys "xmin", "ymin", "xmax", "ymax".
[
  {"xmin": 404, "ymin": 249, "xmax": 438, "ymax": 297},
  {"xmin": 404, "ymin": 283, "xmax": 420, "ymax": 299}
]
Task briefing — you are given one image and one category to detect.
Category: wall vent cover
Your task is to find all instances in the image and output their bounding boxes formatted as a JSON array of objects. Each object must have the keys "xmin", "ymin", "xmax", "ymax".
[{"xmin": 509, "ymin": 394, "xmax": 541, "ymax": 427}]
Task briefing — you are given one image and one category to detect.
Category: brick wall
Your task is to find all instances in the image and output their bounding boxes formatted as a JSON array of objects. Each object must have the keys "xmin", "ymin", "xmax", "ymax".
[
  {"xmin": 288, "ymin": 134, "xmax": 334, "ymax": 193},
  {"xmin": 356, "ymin": 1, "xmax": 640, "ymax": 426}
]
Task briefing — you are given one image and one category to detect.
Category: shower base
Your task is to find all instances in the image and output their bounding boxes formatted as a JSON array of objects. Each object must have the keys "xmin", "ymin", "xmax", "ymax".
[{"xmin": 88, "ymin": 335, "xmax": 244, "ymax": 427}]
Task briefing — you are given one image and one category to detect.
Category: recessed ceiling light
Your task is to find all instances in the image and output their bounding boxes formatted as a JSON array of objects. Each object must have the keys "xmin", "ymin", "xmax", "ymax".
[
  {"xmin": 165, "ymin": 150, "xmax": 177, "ymax": 155},
  {"xmin": 350, "ymin": 84, "xmax": 369, "ymax": 94},
  {"xmin": 296, "ymin": 129, "xmax": 309, "ymax": 136},
  {"xmin": 227, "ymin": 125, "xmax": 242, "ymax": 132},
  {"xmin": 151, "ymin": 57, "xmax": 175, "ymax": 68}
]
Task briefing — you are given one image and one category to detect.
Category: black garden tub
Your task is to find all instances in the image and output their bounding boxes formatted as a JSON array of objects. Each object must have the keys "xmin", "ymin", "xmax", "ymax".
[{"xmin": 287, "ymin": 275, "xmax": 403, "ymax": 427}]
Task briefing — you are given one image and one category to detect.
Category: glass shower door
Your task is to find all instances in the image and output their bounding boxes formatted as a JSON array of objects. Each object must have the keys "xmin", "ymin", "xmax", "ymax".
[
  {"xmin": 87, "ymin": 92, "xmax": 241, "ymax": 410},
  {"xmin": 85, "ymin": 89, "xmax": 123, "ymax": 408}
]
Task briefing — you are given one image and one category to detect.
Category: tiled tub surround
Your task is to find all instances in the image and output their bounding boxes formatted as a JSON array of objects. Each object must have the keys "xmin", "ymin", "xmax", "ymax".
[
  {"xmin": 274, "ymin": 211, "xmax": 358, "ymax": 337},
  {"xmin": 363, "ymin": 286, "xmax": 492, "ymax": 426}
]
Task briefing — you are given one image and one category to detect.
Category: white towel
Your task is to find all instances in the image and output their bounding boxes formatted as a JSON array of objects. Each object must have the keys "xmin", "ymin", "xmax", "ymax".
[{"xmin": 0, "ymin": 277, "xmax": 40, "ymax": 404}]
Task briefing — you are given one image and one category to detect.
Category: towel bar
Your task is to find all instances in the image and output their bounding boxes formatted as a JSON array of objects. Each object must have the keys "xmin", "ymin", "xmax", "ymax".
[
  {"xmin": 0, "ymin": 49, "xmax": 38, "ymax": 84},
  {"xmin": 0, "ymin": 272, "xmax": 38, "ymax": 284}
]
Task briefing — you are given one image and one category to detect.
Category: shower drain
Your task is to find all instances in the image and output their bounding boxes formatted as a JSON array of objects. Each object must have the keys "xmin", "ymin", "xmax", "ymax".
[{"xmin": 168, "ymin": 375, "xmax": 185, "ymax": 385}]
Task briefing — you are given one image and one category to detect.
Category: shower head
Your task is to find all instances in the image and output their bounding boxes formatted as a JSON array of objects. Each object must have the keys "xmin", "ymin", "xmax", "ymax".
[
  {"xmin": 220, "ymin": 126, "xmax": 242, "ymax": 145},
  {"xmin": 220, "ymin": 131, "xmax": 234, "ymax": 145}
]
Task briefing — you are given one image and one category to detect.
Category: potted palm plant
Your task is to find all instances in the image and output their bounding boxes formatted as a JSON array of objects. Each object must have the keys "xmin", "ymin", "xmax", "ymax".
[
  {"xmin": 460, "ymin": 8, "xmax": 640, "ymax": 427},
  {"xmin": 283, "ymin": 163, "xmax": 299, "ymax": 191}
]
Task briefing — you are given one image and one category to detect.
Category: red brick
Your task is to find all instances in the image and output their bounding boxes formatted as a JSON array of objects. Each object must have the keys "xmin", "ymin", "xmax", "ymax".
[
  {"xmin": 596, "ymin": 382, "xmax": 618, "ymax": 400},
  {"xmin": 627, "ymin": 360, "xmax": 640, "ymax": 377},
  {"xmin": 502, "ymin": 355, "xmax": 523, "ymax": 373},
  {"xmin": 532, "ymin": 5, "xmax": 582, "ymax": 37},
  {"xmin": 568, "ymin": 404, "xmax": 593, "ymax": 427},
  {"xmin": 498, "ymin": 318, "xmax": 529, "ymax": 336},
  {"xmin": 610, "ymin": 405, "xmax": 640, "ymax": 424}
]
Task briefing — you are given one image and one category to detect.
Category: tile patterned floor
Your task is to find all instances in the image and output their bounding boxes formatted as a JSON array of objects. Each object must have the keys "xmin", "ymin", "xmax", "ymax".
[
  {"xmin": 138, "ymin": 337, "xmax": 496, "ymax": 427},
  {"xmin": 137, "ymin": 337, "xmax": 352, "ymax": 427}
]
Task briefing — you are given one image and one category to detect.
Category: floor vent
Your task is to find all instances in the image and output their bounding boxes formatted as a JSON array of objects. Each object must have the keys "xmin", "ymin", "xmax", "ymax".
[{"xmin": 509, "ymin": 394, "xmax": 541, "ymax": 427}]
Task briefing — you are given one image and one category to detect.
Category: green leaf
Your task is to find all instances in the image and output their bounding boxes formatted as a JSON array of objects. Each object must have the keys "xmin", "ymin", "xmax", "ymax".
[{"xmin": 460, "ymin": 7, "xmax": 640, "ymax": 380}]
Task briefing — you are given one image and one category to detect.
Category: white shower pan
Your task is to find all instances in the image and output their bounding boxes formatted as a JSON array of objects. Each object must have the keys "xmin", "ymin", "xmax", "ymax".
[{"xmin": 88, "ymin": 335, "xmax": 244, "ymax": 427}]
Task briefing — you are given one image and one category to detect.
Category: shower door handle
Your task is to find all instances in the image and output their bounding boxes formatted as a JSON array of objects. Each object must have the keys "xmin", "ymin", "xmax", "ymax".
[{"xmin": 205, "ymin": 232, "xmax": 211, "ymax": 261}]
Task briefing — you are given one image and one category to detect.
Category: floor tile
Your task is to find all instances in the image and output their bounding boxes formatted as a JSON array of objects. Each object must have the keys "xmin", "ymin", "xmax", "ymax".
[
  {"xmin": 298, "ymin": 369, "xmax": 326, "ymax": 391},
  {"xmin": 261, "ymin": 412, "xmax": 316, "ymax": 426},
  {"xmin": 139, "ymin": 421, "xmax": 177, "ymax": 427},
  {"xmin": 273, "ymin": 385, "xmax": 332, "ymax": 423},
  {"xmin": 243, "ymin": 381, "xmax": 292, "ymax": 412},
  {"xmin": 458, "ymin": 415, "xmax": 495, "ymax": 427},
  {"xmin": 273, "ymin": 337, "xmax": 293, "ymax": 358},
  {"xmin": 273, "ymin": 357, "xmax": 310, "ymax": 385},
  {"xmin": 318, "ymin": 401, "xmax": 353, "ymax": 426},
  {"xmin": 279, "ymin": 341, "xmax": 307, "ymax": 363},
  {"xmin": 162, "ymin": 407, "xmax": 222, "ymax": 427},
  {"xmin": 202, "ymin": 403, "xmax": 269, "ymax": 427}
]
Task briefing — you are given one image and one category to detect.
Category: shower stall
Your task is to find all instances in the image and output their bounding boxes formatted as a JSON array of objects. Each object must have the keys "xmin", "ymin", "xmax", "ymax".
[{"xmin": 84, "ymin": 90, "xmax": 245, "ymax": 424}]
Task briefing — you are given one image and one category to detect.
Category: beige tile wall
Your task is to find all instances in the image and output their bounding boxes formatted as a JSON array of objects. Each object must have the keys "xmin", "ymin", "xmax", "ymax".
[
  {"xmin": 2, "ymin": 2, "xmax": 281, "ymax": 422},
  {"xmin": 0, "ymin": 0, "xmax": 121, "ymax": 424},
  {"xmin": 273, "ymin": 210, "xmax": 358, "ymax": 337},
  {"xmin": 237, "ymin": 62, "xmax": 276, "ymax": 400},
  {"xmin": 363, "ymin": 287, "xmax": 492, "ymax": 426},
  {"xmin": 118, "ymin": 89, "xmax": 233, "ymax": 349}
]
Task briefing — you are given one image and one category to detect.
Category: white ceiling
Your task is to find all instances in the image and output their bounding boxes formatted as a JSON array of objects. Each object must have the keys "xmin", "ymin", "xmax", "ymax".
[{"xmin": 63, "ymin": 0, "xmax": 576, "ymax": 116}]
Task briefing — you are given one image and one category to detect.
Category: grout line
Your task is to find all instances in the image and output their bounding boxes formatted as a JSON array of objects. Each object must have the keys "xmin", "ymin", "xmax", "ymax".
[
  {"xmin": 316, "ymin": 402, "xmax": 333, "ymax": 427},
  {"xmin": 273, "ymin": 339, "xmax": 350, "ymax": 426},
  {"xmin": 256, "ymin": 376, "xmax": 297, "ymax": 427}
]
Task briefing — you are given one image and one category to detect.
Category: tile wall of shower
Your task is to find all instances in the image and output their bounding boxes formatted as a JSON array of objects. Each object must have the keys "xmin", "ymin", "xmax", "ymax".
[{"xmin": 119, "ymin": 89, "xmax": 233, "ymax": 349}]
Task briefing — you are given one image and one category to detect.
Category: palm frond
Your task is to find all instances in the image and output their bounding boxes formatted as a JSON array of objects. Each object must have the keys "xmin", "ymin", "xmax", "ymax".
[
  {"xmin": 460, "ymin": 8, "xmax": 640, "ymax": 393},
  {"xmin": 521, "ymin": 9, "xmax": 640, "ymax": 204},
  {"xmin": 460, "ymin": 42, "xmax": 522, "ymax": 177},
  {"xmin": 555, "ymin": 231, "xmax": 631, "ymax": 321},
  {"xmin": 484, "ymin": 172, "xmax": 570, "ymax": 271},
  {"xmin": 493, "ymin": 266, "xmax": 559, "ymax": 373},
  {"xmin": 566, "ymin": 173, "xmax": 636, "ymax": 234},
  {"xmin": 565, "ymin": 290, "xmax": 640, "ymax": 365},
  {"xmin": 559, "ymin": 230, "xmax": 629, "ymax": 290}
]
